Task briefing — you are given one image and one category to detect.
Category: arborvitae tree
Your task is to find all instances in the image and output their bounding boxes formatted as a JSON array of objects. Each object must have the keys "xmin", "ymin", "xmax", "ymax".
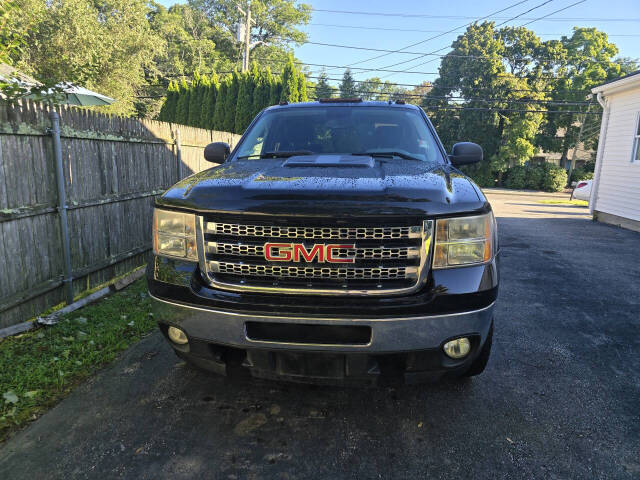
[
  {"xmin": 269, "ymin": 76, "xmax": 282, "ymax": 106},
  {"xmin": 315, "ymin": 70, "xmax": 333, "ymax": 99},
  {"xmin": 197, "ymin": 75, "xmax": 211, "ymax": 128},
  {"xmin": 158, "ymin": 80, "xmax": 178, "ymax": 122},
  {"xmin": 252, "ymin": 67, "xmax": 270, "ymax": 117},
  {"xmin": 280, "ymin": 55, "xmax": 299, "ymax": 103},
  {"xmin": 235, "ymin": 71, "xmax": 255, "ymax": 133},
  {"xmin": 212, "ymin": 76, "xmax": 228, "ymax": 131},
  {"xmin": 175, "ymin": 78, "xmax": 190, "ymax": 125},
  {"xmin": 223, "ymin": 71, "xmax": 239, "ymax": 133},
  {"xmin": 297, "ymin": 70, "xmax": 307, "ymax": 102},
  {"xmin": 188, "ymin": 71, "xmax": 202, "ymax": 126},
  {"xmin": 339, "ymin": 68, "xmax": 357, "ymax": 98},
  {"xmin": 205, "ymin": 72, "xmax": 220, "ymax": 130}
]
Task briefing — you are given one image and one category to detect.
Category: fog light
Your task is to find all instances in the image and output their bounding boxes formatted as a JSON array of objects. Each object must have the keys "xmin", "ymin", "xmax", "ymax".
[
  {"xmin": 443, "ymin": 337, "xmax": 471, "ymax": 359},
  {"xmin": 168, "ymin": 326, "xmax": 188, "ymax": 345}
]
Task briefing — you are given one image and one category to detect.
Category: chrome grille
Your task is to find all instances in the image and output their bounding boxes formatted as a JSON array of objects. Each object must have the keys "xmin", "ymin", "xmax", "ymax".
[
  {"xmin": 207, "ymin": 222, "xmax": 420, "ymax": 240},
  {"xmin": 209, "ymin": 242, "xmax": 418, "ymax": 260},
  {"xmin": 197, "ymin": 217, "xmax": 433, "ymax": 296},
  {"xmin": 213, "ymin": 262, "xmax": 413, "ymax": 280}
]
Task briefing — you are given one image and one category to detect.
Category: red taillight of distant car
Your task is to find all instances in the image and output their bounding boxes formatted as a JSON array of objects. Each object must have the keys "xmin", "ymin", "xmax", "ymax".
[{"xmin": 576, "ymin": 182, "xmax": 588, "ymax": 189}]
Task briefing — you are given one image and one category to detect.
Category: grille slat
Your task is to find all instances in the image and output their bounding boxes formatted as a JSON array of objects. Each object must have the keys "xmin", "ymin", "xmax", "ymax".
[
  {"xmin": 206, "ymin": 222, "xmax": 421, "ymax": 240},
  {"xmin": 210, "ymin": 262, "xmax": 416, "ymax": 280},
  {"xmin": 198, "ymin": 217, "xmax": 430, "ymax": 295},
  {"xmin": 207, "ymin": 242, "xmax": 420, "ymax": 260}
]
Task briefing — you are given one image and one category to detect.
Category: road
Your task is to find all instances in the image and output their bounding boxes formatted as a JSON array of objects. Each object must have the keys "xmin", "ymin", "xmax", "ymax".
[{"xmin": 1, "ymin": 191, "xmax": 639, "ymax": 479}]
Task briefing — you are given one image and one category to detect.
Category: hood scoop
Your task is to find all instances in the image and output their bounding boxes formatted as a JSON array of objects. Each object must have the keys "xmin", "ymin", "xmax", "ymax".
[{"xmin": 283, "ymin": 155, "xmax": 374, "ymax": 168}]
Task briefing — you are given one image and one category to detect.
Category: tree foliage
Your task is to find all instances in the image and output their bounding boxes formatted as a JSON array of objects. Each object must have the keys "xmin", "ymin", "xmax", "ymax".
[{"xmin": 339, "ymin": 69, "xmax": 357, "ymax": 98}]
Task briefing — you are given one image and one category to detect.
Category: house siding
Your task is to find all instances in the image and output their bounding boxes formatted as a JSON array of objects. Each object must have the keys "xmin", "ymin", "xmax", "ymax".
[{"xmin": 594, "ymin": 85, "xmax": 640, "ymax": 223}]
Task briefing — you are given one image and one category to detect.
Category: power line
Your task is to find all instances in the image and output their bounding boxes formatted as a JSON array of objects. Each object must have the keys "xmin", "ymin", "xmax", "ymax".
[
  {"xmin": 376, "ymin": 0, "xmax": 586, "ymax": 78},
  {"xmin": 307, "ymin": 23, "xmax": 640, "ymax": 37},
  {"xmin": 520, "ymin": 0, "xmax": 586, "ymax": 27},
  {"xmin": 297, "ymin": 40, "xmax": 638, "ymax": 65},
  {"xmin": 310, "ymin": 8, "xmax": 640, "ymax": 22},
  {"xmin": 330, "ymin": 0, "xmax": 532, "ymax": 72},
  {"xmin": 372, "ymin": 0, "xmax": 563, "ymax": 75},
  {"xmin": 250, "ymin": 55, "xmax": 566, "ymax": 79}
]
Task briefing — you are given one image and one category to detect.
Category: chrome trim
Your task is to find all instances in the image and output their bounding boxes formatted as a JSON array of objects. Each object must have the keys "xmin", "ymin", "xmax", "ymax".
[
  {"xmin": 195, "ymin": 218, "xmax": 433, "ymax": 296},
  {"xmin": 205, "ymin": 241, "xmax": 421, "ymax": 260},
  {"xmin": 149, "ymin": 292, "xmax": 496, "ymax": 322}
]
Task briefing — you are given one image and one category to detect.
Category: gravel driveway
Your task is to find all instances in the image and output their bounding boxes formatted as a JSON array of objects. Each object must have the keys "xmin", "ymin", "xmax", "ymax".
[{"xmin": 1, "ymin": 190, "xmax": 639, "ymax": 479}]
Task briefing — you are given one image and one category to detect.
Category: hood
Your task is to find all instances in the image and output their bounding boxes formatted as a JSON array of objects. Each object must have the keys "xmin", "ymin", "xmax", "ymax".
[{"xmin": 156, "ymin": 155, "xmax": 487, "ymax": 218}]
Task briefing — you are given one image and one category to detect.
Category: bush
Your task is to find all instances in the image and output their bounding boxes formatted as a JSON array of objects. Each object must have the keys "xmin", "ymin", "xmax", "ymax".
[
  {"xmin": 504, "ymin": 165, "xmax": 527, "ymax": 189},
  {"xmin": 525, "ymin": 165, "xmax": 545, "ymax": 190},
  {"xmin": 461, "ymin": 163, "xmax": 496, "ymax": 188},
  {"xmin": 540, "ymin": 164, "xmax": 568, "ymax": 192}
]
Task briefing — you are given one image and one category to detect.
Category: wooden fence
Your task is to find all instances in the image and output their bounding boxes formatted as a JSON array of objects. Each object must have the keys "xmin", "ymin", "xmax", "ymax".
[{"xmin": 0, "ymin": 99, "xmax": 241, "ymax": 328}]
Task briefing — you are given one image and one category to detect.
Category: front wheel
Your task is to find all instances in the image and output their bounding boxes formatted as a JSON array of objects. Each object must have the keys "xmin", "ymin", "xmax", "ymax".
[{"xmin": 464, "ymin": 322, "xmax": 493, "ymax": 377}]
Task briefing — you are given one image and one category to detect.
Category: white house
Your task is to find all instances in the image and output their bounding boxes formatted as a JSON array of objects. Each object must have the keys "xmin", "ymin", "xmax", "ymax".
[{"xmin": 590, "ymin": 71, "xmax": 640, "ymax": 232}]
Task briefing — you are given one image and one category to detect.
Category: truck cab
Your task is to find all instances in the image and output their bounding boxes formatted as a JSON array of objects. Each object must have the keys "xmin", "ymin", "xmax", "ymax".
[{"xmin": 147, "ymin": 100, "xmax": 499, "ymax": 385}]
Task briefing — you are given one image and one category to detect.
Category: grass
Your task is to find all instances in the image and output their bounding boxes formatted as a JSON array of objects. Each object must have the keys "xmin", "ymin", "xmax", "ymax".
[
  {"xmin": 0, "ymin": 278, "xmax": 155, "ymax": 443},
  {"xmin": 538, "ymin": 199, "xmax": 588, "ymax": 206}
]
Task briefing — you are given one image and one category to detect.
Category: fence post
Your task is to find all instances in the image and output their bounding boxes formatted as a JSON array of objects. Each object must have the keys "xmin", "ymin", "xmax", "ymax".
[
  {"xmin": 49, "ymin": 110, "xmax": 74, "ymax": 305},
  {"xmin": 175, "ymin": 128, "xmax": 182, "ymax": 180}
]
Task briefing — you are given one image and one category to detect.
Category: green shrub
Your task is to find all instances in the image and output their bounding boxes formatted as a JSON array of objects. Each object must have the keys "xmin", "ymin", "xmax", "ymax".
[
  {"xmin": 504, "ymin": 165, "xmax": 527, "ymax": 189},
  {"xmin": 541, "ymin": 164, "xmax": 568, "ymax": 192},
  {"xmin": 461, "ymin": 163, "xmax": 495, "ymax": 188},
  {"xmin": 525, "ymin": 165, "xmax": 545, "ymax": 190}
]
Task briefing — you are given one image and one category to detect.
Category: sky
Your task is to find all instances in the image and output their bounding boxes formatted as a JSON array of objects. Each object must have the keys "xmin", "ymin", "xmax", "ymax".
[{"xmin": 157, "ymin": 0, "xmax": 640, "ymax": 87}]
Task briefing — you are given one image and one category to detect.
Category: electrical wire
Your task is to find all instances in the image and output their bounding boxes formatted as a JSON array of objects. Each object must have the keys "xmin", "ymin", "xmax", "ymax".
[
  {"xmin": 310, "ymin": 8, "xmax": 640, "ymax": 22},
  {"xmin": 306, "ymin": 23, "xmax": 640, "ymax": 37},
  {"xmin": 327, "ymin": 0, "xmax": 533, "ymax": 72}
]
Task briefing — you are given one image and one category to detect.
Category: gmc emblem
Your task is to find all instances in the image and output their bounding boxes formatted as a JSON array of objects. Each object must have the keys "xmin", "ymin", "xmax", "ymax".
[{"xmin": 264, "ymin": 243, "xmax": 356, "ymax": 264}]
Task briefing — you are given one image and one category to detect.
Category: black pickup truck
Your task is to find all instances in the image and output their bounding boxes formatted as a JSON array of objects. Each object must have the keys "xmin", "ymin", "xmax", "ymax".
[{"xmin": 147, "ymin": 100, "xmax": 499, "ymax": 385}]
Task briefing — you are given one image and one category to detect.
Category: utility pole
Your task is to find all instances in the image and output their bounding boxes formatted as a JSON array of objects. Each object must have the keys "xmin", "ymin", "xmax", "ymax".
[
  {"xmin": 568, "ymin": 101, "xmax": 592, "ymax": 182},
  {"xmin": 236, "ymin": 2, "xmax": 256, "ymax": 72}
]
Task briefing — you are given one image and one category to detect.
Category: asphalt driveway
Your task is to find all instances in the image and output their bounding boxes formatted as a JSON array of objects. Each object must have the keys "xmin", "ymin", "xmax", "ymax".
[{"xmin": 1, "ymin": 191, "xmax": 639, "ymax": 479}]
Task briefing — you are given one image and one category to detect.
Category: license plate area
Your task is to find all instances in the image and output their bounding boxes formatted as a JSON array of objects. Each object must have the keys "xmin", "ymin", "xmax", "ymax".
[{"xmin": 245, "ymin": 322, "xmax": 371, "ymax": 346}]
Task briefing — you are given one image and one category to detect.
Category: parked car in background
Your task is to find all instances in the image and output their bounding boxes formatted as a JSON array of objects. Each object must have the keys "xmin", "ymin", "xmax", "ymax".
[{"xmin": 571, "ymin": 180, "xmax": 592, "ymax": 202}]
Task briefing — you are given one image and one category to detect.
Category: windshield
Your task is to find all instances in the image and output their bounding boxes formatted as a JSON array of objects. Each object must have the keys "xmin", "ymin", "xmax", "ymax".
[{"xmin": 233, "ymin": 106, "xmax": 444, "ymax": 164}]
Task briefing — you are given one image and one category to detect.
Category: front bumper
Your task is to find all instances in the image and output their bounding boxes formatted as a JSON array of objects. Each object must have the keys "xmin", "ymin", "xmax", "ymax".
[{"xmin": 151, "ymin": 294, "xmax": 494, "ymax": 384}]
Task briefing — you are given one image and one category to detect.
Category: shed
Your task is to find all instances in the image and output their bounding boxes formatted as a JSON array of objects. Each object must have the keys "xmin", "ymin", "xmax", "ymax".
[{"xmin": 590, "ymin": 71, "xmax": 640, "ymax": 232}]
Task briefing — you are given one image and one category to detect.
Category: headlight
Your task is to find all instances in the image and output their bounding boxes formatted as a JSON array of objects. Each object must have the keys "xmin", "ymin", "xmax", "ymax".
[
  {"xmin": 153, "ymin": 209, "xmax": 197, "ymax": 260},
  {"xmin": 432, "ymin": 212, "xmax": 495, "ymax": 268}
]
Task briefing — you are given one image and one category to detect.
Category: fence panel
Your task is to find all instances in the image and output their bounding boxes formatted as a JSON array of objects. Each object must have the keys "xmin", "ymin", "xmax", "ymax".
[{"xmin": 0, "ymin": 99, "xmax": 241, "ymax": 328}]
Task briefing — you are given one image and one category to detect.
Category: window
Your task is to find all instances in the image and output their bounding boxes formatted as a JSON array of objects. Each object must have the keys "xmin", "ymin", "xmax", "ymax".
[
  {"xmin": 633, "ymin": 112, "xmax": 640, "ymax": 163},
  {"xmin": 234, "ymin": 106, "xmax": 444, "ymax": 165}
]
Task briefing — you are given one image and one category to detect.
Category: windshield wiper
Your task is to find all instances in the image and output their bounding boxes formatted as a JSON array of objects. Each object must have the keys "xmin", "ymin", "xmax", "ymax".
[
  {"xmin": 352, "ymin": 151, "xmax": 423, "ymax": 162},
  {"xmin": 237, "ymin": 150, "xmax": 314, "ymax": 160}
]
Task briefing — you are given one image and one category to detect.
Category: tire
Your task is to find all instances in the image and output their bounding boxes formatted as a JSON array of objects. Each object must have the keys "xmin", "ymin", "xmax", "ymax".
[{"xmin": 464, "ymin": 322, "xmax": 493, "ymax": 377}]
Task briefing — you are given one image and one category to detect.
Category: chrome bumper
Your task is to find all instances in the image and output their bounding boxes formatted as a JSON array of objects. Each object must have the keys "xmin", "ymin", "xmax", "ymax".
[{"xmin": 150, "ymin": 294, "xmax": 495, "ymax": 354}]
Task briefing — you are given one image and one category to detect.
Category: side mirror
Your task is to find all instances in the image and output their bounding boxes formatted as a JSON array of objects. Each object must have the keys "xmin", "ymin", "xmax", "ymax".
[
  {"xmin": 449, "ymin": 142, "xmax": 483, "ymax": 167},
  {"xmin": 204, "ymin": 142, "xmax": 230, "ymax": 164}
]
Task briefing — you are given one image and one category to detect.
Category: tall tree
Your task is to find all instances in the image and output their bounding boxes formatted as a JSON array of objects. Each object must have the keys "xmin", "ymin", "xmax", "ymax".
[
  {"xmin": 269, "ymin": 76, "xmax": 282, "ymax": 106},
  {"xmin": 175, "ymin": 78, "xmax": 191, "ymax": 125},
  {"xmin": 339, "ymin": 69, "xmax": 357, "ymax": 98},
  {"xmin": 280, "ymin": 55, "xmax": 299, "ymax": 103},
  {"xmin": 235, "ymin": 70, "xmax": 255, "ymax": 133},
  {"xmin": 297, "ymin": 70, "xmax": 308, "ymax": 102},
  {"xmin": 189, "ymin": 0, "xmax": 311, "ymax": 71},
  {"xmin": 314, "ymin": 70, "xmax": 333, "ymax": 99},
  {"xmin": 188, "ymin": 71, "xmax": 203, "ymax": 126},
  {"xmin": 13, "ymin": 0, "xmax": 162, "ymax": 116},
  {"xmin": 223, "ymin": 71, "xmax": 239, "ymax": 132},
  {"xmin": 203, "ymin": 72, "xmax": 219, "ymax": 129},
  {"xmin": 536, "ymin": 27, "xmax": 636, "ymax": 161},
  {"xmin": 212, "ymin": 76, "xmax": 228, "ymax": 130}
]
